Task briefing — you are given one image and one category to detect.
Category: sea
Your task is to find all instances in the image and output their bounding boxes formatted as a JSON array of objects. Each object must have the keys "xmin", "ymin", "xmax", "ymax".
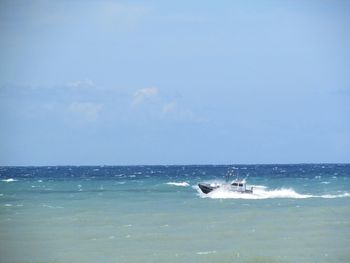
[{"xmin": 0, "ymin": 164, "xmax": 349, "ymax": 263}]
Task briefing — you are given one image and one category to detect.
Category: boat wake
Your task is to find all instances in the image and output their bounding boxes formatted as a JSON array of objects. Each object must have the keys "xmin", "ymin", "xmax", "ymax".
[
  {"xmin": 166, "ymin": 182, "xmax": 190, "ymax": 187},
  {"xmin": 196, "ymin": 184, "xmax": 350, "ymax": 199}
]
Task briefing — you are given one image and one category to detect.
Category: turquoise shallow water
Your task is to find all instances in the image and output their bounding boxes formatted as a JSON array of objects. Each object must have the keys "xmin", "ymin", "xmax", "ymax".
[{"xmin": 0, "ymin": 165, "xmax": 350, "ymax": 263}]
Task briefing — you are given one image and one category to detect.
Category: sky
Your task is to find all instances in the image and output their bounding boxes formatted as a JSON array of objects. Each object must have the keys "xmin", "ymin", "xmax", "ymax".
[{"xmin": 0, "ymin": 0, "xmax": 349, "ymax": 165}]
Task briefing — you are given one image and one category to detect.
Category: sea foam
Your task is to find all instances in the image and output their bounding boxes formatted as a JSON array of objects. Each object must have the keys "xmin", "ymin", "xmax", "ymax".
[
  {"xmin": 196, "ymin": 251, "xmax": 217, "ymax": 255},
  {"xmin": 320, "ymin": 193, "xmax": 350, "ymax": 199},
  {"xmin": 2, "ymin": 178, "xmax": 17, "ymax": 182}
]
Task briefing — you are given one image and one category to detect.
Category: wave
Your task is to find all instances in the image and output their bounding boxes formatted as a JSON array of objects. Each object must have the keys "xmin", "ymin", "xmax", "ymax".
[
  {"xmin": 42, "ymin": 204, "xmax": 64, "ymax": 209},
  {"xmin": 166, "ymin": 182, "xmax": 190, "ymax": 187},
  {"xmin": 320, "ymin": 193, "xmax": 350, "ymax": 199},
  {"xmin": 196, "ymin": 251, "xmax": 216, "ymax": 255},
  {"xmin": 2, "ymin": 178, "xmax": 18, "ymax": 182},
  {"xmin": 196, "ymin": 185, "xmax": 350, "ymax": 200}
]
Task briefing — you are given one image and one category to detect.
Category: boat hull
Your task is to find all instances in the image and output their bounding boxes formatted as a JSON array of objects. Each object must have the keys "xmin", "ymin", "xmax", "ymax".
[
  {"xmin": 198, "ymin": 183, "xmax": 218, "ymax": 194},
  {"xmin": 198, "ymin": 183, "xmax": 253, "ymax": 194}
]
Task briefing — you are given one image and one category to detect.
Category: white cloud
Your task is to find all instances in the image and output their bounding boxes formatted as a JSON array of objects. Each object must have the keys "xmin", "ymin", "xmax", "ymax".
[
  {"xmin": 132, "ymin": 87, "xmax": 158, "ymax": 105},
  {"xmin": 67, "ymin": 79, "xmax": 95, "ymax": 89},
  {"xmin": 130, "ymin": 87, "xmax": 208, "ymax": 123},
  {"xmin": 162, "ymin": 101, "xmax": 177, "ymax": 114},
  {"xmin": 162, "ymin": 101, "xmax": 209, "ymax": 123},
  {"xmin": 68, "ymin": 102, "xmax": 102, "ymax": 121}
]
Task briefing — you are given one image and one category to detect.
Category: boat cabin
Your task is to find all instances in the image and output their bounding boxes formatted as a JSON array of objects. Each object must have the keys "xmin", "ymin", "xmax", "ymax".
[{"xmin": 231, "ymin": 180, "xmax": 247, "ymax": 192}]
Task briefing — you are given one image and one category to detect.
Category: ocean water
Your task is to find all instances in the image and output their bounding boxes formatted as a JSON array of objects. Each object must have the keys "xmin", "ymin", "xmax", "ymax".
[{"xmin": 0, "ymin": 164, "xmax": 349, "ymax": 263}]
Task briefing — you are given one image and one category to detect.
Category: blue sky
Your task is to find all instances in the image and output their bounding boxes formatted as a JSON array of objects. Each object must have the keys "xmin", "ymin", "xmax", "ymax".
[{"xmin": 0, "ymin": 0, "xmax": 349, "ymax": 165}]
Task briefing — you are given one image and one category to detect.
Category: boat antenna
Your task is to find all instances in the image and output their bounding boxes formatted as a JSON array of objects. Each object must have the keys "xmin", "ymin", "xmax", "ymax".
[{"xmin": 226, "ymin": 167, "xmax": 236, "ymax": 182}]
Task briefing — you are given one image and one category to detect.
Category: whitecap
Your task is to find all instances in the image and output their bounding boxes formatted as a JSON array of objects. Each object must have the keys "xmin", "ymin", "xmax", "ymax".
[
  {"xmin": 2, "ymin": 178, "xmax": 17, "ymax": 182},
  {"xmin": 42, "ymin": 204, "xmax": 64, "ymax": 209},
  {"xmin": 4, "ymin": 204, "xmax": 12, "ymax": 207},
  {"xmin": 166, "ymin": 182, "xmax": 190, "ymax": 187},
  {"xmin": 320, "ymin": 181, "xmax": 330, "ymax": 184},
  {"xmin": 319, "ymin": 193, "xmax": 350, "ymax": 199},
  {"xmin": 196, "ymin": 251, "xmax": 216, "ymax": 255}
]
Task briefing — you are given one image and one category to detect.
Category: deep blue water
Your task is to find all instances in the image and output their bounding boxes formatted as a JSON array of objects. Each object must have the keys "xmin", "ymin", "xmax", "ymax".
[{"xmin": 1, "ymin": 164, "xmax": 349, "ymax": 197}]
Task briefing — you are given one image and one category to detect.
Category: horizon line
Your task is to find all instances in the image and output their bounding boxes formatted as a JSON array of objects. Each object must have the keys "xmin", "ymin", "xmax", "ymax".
[{"xmin": 1, "ymin": 162, "xmax": 349, "ymax": 167}]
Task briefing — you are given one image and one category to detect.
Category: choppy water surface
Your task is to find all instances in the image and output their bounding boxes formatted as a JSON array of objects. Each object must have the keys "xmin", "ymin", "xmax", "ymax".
[{"xmin": 1, "ymin": 164, "xmax": 349, "ymax": 263}]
